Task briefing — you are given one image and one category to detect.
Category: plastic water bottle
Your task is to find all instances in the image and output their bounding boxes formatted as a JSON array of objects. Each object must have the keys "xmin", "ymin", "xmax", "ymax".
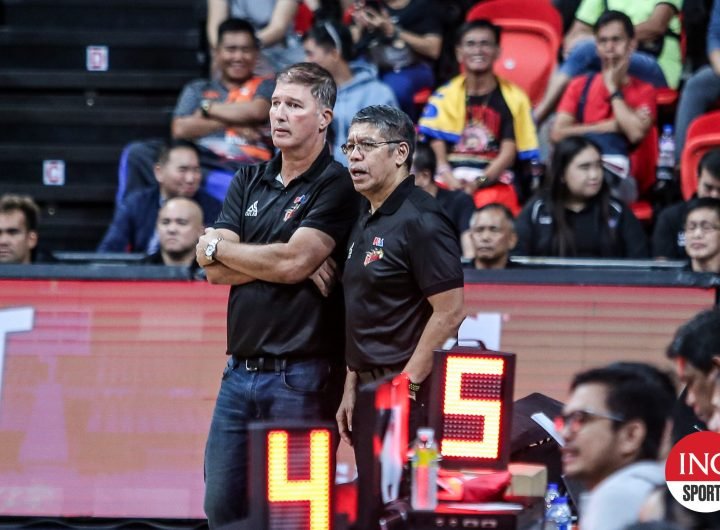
[
  {"xmin": 656, "ymin": 124, "xmax": 676, "ymax": 182},
  {"xmin": 544, "ymin": 482, "xmax": 560, "ymax": 511},
  {"xmin": 530, "ymin": 157, "xmax": 545, "ymax": 193},
  {"xmin": 544, "ymin": 495, "xmax": 572, "ymax": 530},
  {"xmin": 410, "ymin": 428, "xmax": 440, "ymax": 510}
]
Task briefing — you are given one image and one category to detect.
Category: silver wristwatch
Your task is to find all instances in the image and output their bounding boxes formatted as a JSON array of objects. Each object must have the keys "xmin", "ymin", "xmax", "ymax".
[{"xmin": 205, "ymin": 237, "xmax": 222, "ymax": 261}]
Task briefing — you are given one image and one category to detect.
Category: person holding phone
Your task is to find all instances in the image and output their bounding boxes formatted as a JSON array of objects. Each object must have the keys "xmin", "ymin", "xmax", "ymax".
[{"xmin": 350, "ymin": 0, "xmax": 442, "ymax": 118}]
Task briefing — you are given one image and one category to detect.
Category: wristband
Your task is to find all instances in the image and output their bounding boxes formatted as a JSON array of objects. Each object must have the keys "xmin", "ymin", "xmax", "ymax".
[
  {"xmin": 402, "ymin": 371, "xmax": 421, "ymax": 393},
  {"xmin": 609, "ymin": 90, "xmax": 624, "ymax": 101}
]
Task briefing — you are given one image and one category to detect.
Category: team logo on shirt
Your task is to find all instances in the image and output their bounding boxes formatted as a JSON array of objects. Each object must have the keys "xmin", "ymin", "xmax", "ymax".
[
  {"xmin": 364, "ymin": 248, "xmax": 384, "ymax": 266},
  {"xmin": 245, "ymin": 200, "xmax": 258, "ymax": 217},
  {"xmin": 284, "ymin": 194, "xmax": 308, "ymax": 222},
  {"xmin": 372, "ymin": 237, "xmax": 384, "ymax": 247}
]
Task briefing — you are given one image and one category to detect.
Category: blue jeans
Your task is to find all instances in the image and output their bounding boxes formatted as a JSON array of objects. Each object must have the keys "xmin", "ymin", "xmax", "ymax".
[
  {"xmin": 203, "ymin": 356, "xmax": 339, "ymax": 529},
  {"xmin": 675, "ymin": 65, "xmax": 720, "ymax": 158},
  {"xmin": 559, "ymin": 39, "xmax": 668, "ymax": 88},
  {"xmin": 381, "ymin": 62, "xmax": 435, "ymax": 118}
]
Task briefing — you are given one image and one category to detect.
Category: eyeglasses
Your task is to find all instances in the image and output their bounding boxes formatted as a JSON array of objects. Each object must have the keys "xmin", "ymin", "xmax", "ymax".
[
  {"xmin": 461, "ymin": 39, "xmax": 498, "ymax": 50},
  {"xmin": 554, "ymin": 409, "xmax": 625, "ymax": 434},
  {"xmin": 684, "ymin": 221, "xmax": 720, "ymax": 234},
  {"xmin": 341, "ymin": 140, "xmax": 404, "ymax": 155}
]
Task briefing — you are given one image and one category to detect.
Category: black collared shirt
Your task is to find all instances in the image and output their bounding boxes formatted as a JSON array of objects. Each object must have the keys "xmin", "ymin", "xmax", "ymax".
[
  {"xmin": 215, "ymin": 146, "xmax": 359, "ymax": 359},
  {"xmin": 342, "ymin": 176, "xmax": 464, "ymax": 370}
]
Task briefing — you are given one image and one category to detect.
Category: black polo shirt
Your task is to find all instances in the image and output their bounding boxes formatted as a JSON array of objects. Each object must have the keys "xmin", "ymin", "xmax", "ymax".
[
  {"xmin": 214, "ymin": 146, "xmax": 359, "ymax": 359},
  {"xmin": 436, "ymin": 187, "xmax": 475, "ymax": 234},
  {"xmin": 342, "ymin": 176, "xmax": 464, "ymax": 370}
]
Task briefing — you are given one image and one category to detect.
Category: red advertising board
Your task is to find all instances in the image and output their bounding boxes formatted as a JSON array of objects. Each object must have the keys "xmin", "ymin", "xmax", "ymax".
[{"xmin": 0, "ymin": 279, "xmax": 715, "ymax": 518}]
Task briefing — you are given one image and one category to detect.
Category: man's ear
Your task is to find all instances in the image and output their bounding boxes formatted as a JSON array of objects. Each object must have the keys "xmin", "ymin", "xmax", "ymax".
[
  {"xmin": 395, "ymin": 142, "xmax": 410, "ymax": 168},
  {"xmin": 712, "ymin": 355, "xmax": 720, "ymax": 372},
  {"xmin": 455, "ymin": 44, "xmax": 463, "ymax": 64},
  {"xmin": 153, "ymin": 164, "xmax": 163, "ymax": 186},
  {"xmin": 27, "ymin": 230, "xmax": 38, "ymax": 251},
  {"xmin": 508, "ymin": 230, "xmax": 518, "ymax": 251},
  {"xmin": 319, "ymin": 108, "xmax": 334, "ymax": 132},
  {"xmin": 618, "ymin": 419, "xmax": 647, "ymax": 458}
]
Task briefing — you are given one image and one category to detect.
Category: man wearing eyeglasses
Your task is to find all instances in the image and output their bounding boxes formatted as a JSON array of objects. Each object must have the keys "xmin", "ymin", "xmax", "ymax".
[
  {"xmin": 336, "ymin": 105, "xmax": 465, "ymax": 448},
  {"xmin": 684, "ymin": 197, "xmax": 720, "ymax": 274},
  {"xmin": 653, "ymin": 149, "xmax": 720, "ymax": 260},
  {"xmin": 557, "ymin": 362, "xmax": 675, "ymax": 530}
]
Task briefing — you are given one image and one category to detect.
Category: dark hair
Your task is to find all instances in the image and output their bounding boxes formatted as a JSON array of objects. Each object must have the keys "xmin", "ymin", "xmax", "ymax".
[
  {"xmin": 0, "ymin": 194, "xmax": 40, "ymax": 232},
  {"xmin": 303, "ymin": 21, "xmax": 354, "ymax": 62},
  {"xmin": 456, "ymin": 19, "xmax": 501, "ymax": 46},
  {"xmin": 684, "ymin": 197, "xmax": 720, "ymax": 226},
  {"xmin": 277, "ymin": 62, "xmax": 337, "ymax": 109},
  {"xmin": 571, "ymin": 362, "xmax": 676, "ymax": 461},
  {"xmin": 413, "ymin": 142, "xmax": 436, "ymax": 176},
  {"xmin": 594, "ymin": 10, "xmax": 635, "ymax": 39},
  {"xmin": 666, "ymin": 308, "xmax": 720, "ymax": 373},
  {"xmin": 156, "ymin": 139, "xmax": 200, "ymax": 166},
  {"xmin": 546, "ymin": 136, "xmax": 615, "ymax": 256},
  {"xmin": 698, "ymin": 148, "xmax": 720, "ymax": 180},
  {"xmin": 350, "ymin": 105, "xmax": 416, "ymax": 169},
  {"xmin": 217, "ymin": 18, "xmax": 259, "ymax": 48},
  {"xmin": 475, "ymin": 203, "xmax": 516, "ymax": 226}
]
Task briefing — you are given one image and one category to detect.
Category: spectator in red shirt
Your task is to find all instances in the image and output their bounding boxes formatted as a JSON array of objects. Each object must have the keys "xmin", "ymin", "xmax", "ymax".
[{"xmin": 551, "ymin": 11, "xmax": 655, "ymax": 202}]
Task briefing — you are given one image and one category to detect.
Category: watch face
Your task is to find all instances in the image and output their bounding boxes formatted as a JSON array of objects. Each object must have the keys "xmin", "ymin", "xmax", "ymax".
[{"xmin": 205, "ymin": 242, "xmax": 215, "ymax": 258}]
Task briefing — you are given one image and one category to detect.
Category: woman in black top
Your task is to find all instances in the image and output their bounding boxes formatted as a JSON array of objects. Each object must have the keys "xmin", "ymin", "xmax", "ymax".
[{"xmin": 515, "ymin": 136, "xmax": 649, "ymax": 258}]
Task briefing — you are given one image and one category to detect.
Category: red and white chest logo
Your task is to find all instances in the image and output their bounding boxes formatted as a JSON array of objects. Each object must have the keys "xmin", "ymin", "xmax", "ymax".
[
  {"xmin": 284, "ymin": 194, "xmax": 307, "ymax": 222},
  {"xmin": 364, "ymin": 248, "xmax": 384, "ymax": 266}
]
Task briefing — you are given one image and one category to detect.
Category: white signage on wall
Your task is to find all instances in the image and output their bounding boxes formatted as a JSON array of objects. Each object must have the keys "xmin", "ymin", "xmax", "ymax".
[
  {"xmin": 43, "ymin": 160, "xmax": 65, "ymax": 186},
  {"xmin": 0, "ymin": 307, "xmax": 35, "ymax": 408},
  {"xmin": 86, "ymin": 45, "xmax": 109, "ymax": 71}
]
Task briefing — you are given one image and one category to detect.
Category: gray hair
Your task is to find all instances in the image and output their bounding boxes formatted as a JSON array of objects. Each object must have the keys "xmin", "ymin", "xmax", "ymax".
[
  {"xmin": 350, "ymin": 105, "xmax": 416, "ymax": 169},
  {"xmin": 276, "ymin": 62, "xmax": 337, "ymax": 110}
]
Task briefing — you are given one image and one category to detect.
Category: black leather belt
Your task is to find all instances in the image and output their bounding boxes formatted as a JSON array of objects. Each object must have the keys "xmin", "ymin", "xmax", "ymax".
[
  {"xmin": 355, "ymin": 364, "xmax": 404, "ymax": 385},
  {"xmin": 243, "ymin": 356, "xmax": 288, "ymax": 372}
]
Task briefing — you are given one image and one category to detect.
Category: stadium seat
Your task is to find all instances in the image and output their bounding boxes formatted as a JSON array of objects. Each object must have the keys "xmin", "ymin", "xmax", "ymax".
[
  {"xmin": 630, "ymin": 125, "xmax": 658, "ymax": 198},
  {"xmin": 628, "ymin": 126, "xmax": 658, "ymax": 224},
  {"xmin": 681, "ymin": 110, "xmax": 720, "ymax": 200},
  {"xmin": 481, "ymin": 18, "xmax": 560, "ymax": 105},
  {"xmin": 466, "ymin": 0, "xmax": 563, "ymax": 40},
  {"xmin": 295, "ymin": 2, "xmax": 314, "ymax": 34}
]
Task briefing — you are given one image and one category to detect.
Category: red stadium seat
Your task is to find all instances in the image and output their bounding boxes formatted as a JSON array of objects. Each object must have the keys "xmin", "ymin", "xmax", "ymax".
[
  {"xmin": 466, "ymin": 0, "xmax": 563, "ymax": 40},
  {"xmin": 486, "ymin": 18, "xmax": 560, "ymax": 105},
  {"xmin": 294, "ymin": 2, "xmax": 314, "ymax": 34},
  {"xmin": 680, "ymin": 110, "xmax": 720, "ymax": 200},
  {"xmin": 656, "ymin": 87, "xmax": 678, "ymax": 108},
  {"xmin": 628, "ymin": 126, "xmax": 658, "ymax": 224},
  {"xmin": 630, "ymin": 125, "xmax": 658, "ymax": 197}
]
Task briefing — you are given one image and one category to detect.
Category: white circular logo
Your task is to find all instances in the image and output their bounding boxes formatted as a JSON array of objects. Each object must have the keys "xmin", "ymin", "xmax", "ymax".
[{"xmin": 666, "ymin": 431, "xmax": 720, "ymax": 513}]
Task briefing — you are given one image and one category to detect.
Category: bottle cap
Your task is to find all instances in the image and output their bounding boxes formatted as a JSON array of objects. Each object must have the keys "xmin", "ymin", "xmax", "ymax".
[
  {"xmin": 552, "ymin": 496, "xmax": 568, "ymax": 504},
  {"xmin": 662, "ymin": 124, "xmax": 673, "ymax": 134},
  {"xmin": 417, "ymin": 427, "xmax": 435, "ymax": 441},
  {"xmin": 547, "ymin": 482, "xmax": 559, "ymax": 491}
]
